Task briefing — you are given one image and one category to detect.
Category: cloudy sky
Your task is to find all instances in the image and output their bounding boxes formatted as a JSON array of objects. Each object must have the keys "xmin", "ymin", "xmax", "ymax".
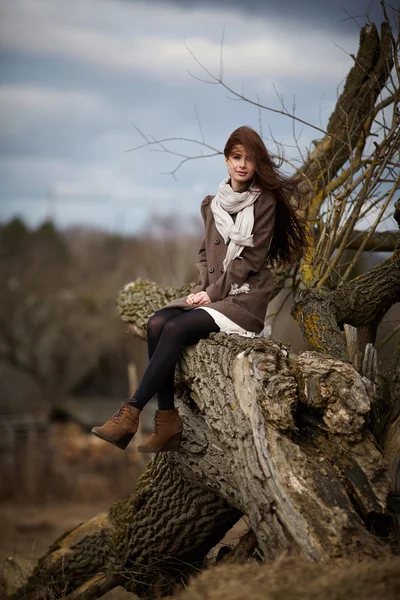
[{"xmin": 0, "ymin": 0, "xmax": 386, "ymax": 233}]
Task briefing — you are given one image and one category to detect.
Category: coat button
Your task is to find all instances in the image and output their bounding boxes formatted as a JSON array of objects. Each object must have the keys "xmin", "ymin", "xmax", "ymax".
[
  {"xmin": 215, "ymin": 238, "xmax": 220, "ymax": 245},
  {"xmin": 209, "ymin": 267, "xmax": 215, "ymax": 273},
  {"xmin": 220, "ymin": 268, "xmax": 224, "ymax": 274}
]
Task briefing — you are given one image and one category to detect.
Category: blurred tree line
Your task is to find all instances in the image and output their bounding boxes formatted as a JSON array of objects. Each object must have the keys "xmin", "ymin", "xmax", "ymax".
[
  {"xmin": 0, "ymin": 215, "xmax": 201, "ymax": 416},
  {"xmin": 1, "ymin": 208, "xmax": 397, "ymax": 421}
]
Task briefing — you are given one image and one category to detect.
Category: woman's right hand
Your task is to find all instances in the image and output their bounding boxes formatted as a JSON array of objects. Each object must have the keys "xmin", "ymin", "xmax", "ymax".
[{"xmin": 186, "ymin": 291, "xmax": 211, "ymax": 306}]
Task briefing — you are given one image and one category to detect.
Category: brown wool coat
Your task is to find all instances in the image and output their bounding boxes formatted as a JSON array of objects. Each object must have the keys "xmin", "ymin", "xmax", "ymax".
[{"xmin": 159, "ymin": 191, "xmax": 277, "ymax": 334}]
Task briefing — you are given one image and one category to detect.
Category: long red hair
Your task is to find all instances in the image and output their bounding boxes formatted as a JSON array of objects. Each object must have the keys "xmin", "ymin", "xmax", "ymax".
[{"xmin": 224, "ymin": 126, "xmax": 308, "ymax": 266}]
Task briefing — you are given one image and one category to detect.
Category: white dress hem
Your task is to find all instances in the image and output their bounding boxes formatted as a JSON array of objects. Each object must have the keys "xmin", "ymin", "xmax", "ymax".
[{"xmin": 194, "ymin": 306, "xmax": 271, "ymax": 339}]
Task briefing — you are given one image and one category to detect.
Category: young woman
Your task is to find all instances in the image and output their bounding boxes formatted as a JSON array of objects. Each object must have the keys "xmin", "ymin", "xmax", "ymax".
[{"xmin": 91, "ymin": 126, "xmax": 307, "ymax": 453}]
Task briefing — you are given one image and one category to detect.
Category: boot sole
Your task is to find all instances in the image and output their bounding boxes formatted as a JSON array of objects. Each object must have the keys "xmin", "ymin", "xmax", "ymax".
[
  {"xmin": 91, "ymin": 428, "xmax": 134, "ymax": 451},
  {"xmin": 136, "ymin": 431, "xmax": 182, "ymax": 454}
]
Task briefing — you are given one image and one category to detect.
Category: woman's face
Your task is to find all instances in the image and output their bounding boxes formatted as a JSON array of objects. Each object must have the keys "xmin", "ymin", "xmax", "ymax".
[{"xmin": 225, "ymin": 145, "xmax": 256, "ymax": 191}]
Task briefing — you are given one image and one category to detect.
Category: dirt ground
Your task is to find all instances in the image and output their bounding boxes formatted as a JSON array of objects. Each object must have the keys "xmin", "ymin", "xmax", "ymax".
[
  {"xmin": 0, "ymin": 421, "xmax": 146, "ymax": 597},
  {"xmin": 0, "ymin": 500, "xmax": 112, "ymax": 563},
  {"xmin": 0, "ymin": 500, "xmax": 139, "ymax": 599}
]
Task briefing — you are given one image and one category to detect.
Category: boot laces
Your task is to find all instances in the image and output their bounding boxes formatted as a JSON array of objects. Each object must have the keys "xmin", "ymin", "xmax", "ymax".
[
  {"xmin": 110, "ymin": 404, "xmax": 127, "ymax": 422},
  {"xmin": 153, "ymin": 411, "xmax": 161, "ymax": 434}
]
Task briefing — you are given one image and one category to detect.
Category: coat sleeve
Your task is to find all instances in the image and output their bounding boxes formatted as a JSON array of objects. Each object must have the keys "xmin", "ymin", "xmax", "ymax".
[
  {"xmin": 205, "ymin": 192, "xmax": 277, "ymax": 303},
  {"xmin": 193, "ymin": 196, "xmax": 211, "ymax": 294}
]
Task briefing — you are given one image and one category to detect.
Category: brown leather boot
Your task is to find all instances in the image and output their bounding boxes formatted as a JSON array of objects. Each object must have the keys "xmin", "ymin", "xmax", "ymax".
[
  {"xmin": 136, "ymin": 409, "xmax": 183, "ymax": 453},
  {"xmin": 91, "ymin": 402, "xmax": 140, "ymax": 450}
]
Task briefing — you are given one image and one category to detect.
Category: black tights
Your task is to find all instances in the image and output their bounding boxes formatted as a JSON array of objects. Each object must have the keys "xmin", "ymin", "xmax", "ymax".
[{"xmin": 127, "ymin": 308, "xmax": 219, "ymax": 411}]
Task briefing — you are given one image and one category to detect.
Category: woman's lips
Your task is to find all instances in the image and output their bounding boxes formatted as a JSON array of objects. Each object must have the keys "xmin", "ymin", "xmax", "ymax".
[{"xmin": 236, "ymin": 171, "xmax": 247, "ymax": 176}]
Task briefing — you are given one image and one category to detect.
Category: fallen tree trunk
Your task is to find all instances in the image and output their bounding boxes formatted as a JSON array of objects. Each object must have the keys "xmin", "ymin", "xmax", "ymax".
[{"xmin": 13, "ymin": 280, "xmax": 396, "ymax": 599}]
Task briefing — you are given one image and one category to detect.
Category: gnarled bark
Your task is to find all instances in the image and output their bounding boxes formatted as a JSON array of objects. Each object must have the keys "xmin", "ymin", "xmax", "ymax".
[
  {"xmin": 13, "ymin": 279, "xmax": 395, "ymax": 599},
  {"xmin": 299, "ymin": 21, "xmax": 393, "ymax": 196},
  {"xmin": 291, "ymin": 247, "xmax": 400, "ymax": 361},
  {"xmin": 290, "ymin": 201, "xmax": 400, "ymax": 553},
  {"xmin": 12, "ymin": 454, "xmax": 240, "ymax": 599}
]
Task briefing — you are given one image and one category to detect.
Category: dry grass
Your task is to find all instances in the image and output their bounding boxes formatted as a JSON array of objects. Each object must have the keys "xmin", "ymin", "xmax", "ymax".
[{"xmin": 168, "ymin": 555, "xmax": 400, "ymax": 600}]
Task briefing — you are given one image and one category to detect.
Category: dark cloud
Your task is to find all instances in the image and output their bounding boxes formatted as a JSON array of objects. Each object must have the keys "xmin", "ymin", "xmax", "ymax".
[
  {"xmin": 124, "ymin": 0, "xmax": 384, "ymax": 31},
  {"xmin": 1, "ymin": 0, "xmax": 389, "ymax": 233}
]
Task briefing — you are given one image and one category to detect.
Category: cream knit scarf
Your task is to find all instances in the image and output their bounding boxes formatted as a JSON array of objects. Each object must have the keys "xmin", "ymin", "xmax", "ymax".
[{"xmin": 211, "ymin": 177, "xmax": 261, "ymax": 271}]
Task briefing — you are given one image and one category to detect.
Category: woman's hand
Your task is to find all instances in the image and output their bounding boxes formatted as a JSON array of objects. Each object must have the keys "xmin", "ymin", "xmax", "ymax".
[
  {"xmin": 186, "ymin": 292, "xmax": 212, "ymax": 305},
  {"xmin": 194, "ymin": 291, "xmax": 211, "ymax": 305}
]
